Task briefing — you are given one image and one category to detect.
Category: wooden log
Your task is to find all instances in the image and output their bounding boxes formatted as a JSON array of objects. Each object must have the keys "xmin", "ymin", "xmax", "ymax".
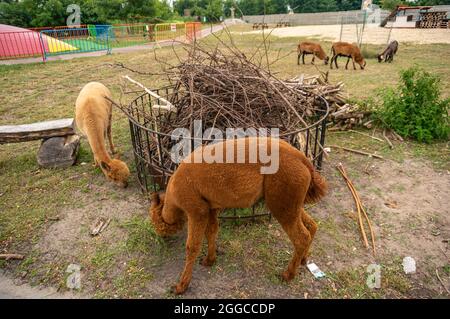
[
  {"xmin": 0, "ymin": 118, "xmax": 75, "ymax": 144},
  {"xmin": 329, "ymin": 145, "xmax": 384, "ymax": 159},
  {"xmin": 0, "ymin": 254, "xmax": 24, "ymax": 260}
]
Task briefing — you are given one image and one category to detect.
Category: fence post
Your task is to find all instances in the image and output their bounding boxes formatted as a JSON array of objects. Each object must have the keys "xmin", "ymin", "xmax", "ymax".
[
  {"xmin": 107, "ymin": 25, "xmax": 112, "ymax": 54},
  {"xmin": 38, "ymin": 31, "xmax": 46, "ymax": 62}
]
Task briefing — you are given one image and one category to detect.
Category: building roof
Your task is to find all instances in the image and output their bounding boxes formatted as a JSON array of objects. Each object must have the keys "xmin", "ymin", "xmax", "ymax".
[{"xmin": 396, "ymin": 6, "xmax": 432, "ymax": 11}]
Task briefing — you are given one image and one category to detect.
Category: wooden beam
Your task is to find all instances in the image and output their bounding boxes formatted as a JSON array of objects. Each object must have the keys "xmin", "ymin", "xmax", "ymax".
[{"xmin": 0, "ymin": 118, "xmax": 75, "ymax": 144}]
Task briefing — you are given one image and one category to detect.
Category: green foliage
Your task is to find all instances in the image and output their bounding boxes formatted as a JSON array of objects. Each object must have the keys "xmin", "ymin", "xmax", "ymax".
[
  {"xmin": 380, "ymin": 0, "xmax": 405, "ymax": 11},
  {"xmin": 376, "ymin": 67, "xmax": 450, "ymax": 143},
  {"xmin": 0, "ymin": 0, "xmax": 176, "ymax": 27}
]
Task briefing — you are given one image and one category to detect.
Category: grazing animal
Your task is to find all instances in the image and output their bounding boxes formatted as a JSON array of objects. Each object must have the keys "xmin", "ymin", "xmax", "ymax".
[
  {"xmin": 378, "ymin": 40, "xmax": 398, "ymax": 63},
  {"xmin": 297, "ymin": 41, "xmax": 329, "ymax": 65},
  {"xmin": 330, "ymin": 42, "xmax": 366, "ymax": 70},
  {"xmin": 75, "ymin": 82, "xmax": 130, "ymax": 188},
  {"xmin": 150, "ymin": 137, "xmax": 327, "ymax": 294}
]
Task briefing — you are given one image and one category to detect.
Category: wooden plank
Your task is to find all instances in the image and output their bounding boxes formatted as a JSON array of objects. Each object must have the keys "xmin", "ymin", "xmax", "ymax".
[{"xmin": 0, "ymin": 118, "xmax": 75, "ymax": 144}]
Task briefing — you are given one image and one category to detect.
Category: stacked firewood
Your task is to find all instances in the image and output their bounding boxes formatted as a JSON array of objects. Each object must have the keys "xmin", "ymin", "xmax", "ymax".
[{"xmin": 286, "ymin": 74, "xmax": 371, "ymax": 130}]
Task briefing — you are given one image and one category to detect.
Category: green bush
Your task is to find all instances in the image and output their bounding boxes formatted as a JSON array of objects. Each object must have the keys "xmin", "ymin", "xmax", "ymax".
[{"xmin": 376, "ymin": 67, "xmax": 449, "ymax": 143}]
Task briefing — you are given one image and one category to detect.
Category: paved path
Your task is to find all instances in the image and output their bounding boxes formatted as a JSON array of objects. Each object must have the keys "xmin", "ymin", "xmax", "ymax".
[
  {"xmin": 0, "ymin": 24, "xmax": 226, "ymax": 66},
  {"xmin": 0, "ymin": 273, "xmax": 83, "ymax": 299}
]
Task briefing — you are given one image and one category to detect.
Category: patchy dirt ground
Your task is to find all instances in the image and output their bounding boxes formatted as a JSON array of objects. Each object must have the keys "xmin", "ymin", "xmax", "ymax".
[{"xmin": 1, "ymin": 147, "xmax": 449, "ymax": 298}]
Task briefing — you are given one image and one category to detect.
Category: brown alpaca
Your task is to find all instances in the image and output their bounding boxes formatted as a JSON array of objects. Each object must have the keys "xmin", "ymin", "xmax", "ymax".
[
  {"xmin": 297, "ymin": 41, "xmax": 329, "ymax": 65},
  {"xmin": 150, "ymin": 137, "xmax": 327, "ymax": 294},
  {"xmin": 75, "ymin": 82, "xmax": 130, "ymax": 188},
  {"xmin": 330, "ymin": 42, "xmax": 366, "ymax": 70}
]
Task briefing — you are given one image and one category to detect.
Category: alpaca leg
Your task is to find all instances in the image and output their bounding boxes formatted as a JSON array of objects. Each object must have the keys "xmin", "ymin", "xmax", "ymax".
[
  {"xmin": 277, "ymin": 215, "xmax": 311, "ymax": 281},
  {"xmin": 345, "ymin": 57, "xmax": 350, "ymax": 70},
  {"xmin": 173, "ymin": 215, "xmax": 208, "ymax": 295},
  {"xmin": 297, "ymin": 53, "xmax": 301, "ymax": 65},
  {"xmin": 330, "ymin": 55, "xmax": 336, "ymax": 69},
  {"xmin": 201, "ymin": 209, "xmax": 220, "ymax": 267},
  {"xmin": 311, "ymin": 55, "xmax": 315, "ymax": 64},
  {"xmin": 302, "ymin": 52, "xmax": 306, "ymax": 65},
  {"xmin": 300, "ymin": 211, "xmax": 318, "ymax": 265},
  {"xmin": 335, "ymin": 56, "xmax": 339, "ymax": 69},
  {"xmin": 107, "ymin": 113, "xmax": 116, "ymax": 155},
  {"xmin": 352, "ymin": 59, "xmax": 357, "ymax": 70}
]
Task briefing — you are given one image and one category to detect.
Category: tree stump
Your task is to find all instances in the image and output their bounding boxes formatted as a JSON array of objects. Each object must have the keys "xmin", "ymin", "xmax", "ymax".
[{"xmin": 37, "ymin": 135, "xmax": 80, "ymax": 168}]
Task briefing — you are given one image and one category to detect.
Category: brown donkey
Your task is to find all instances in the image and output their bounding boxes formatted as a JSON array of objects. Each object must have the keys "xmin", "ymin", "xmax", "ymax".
[{"xmin": 150, "ymin": 137, "xmax": 327, "ymax": 294}]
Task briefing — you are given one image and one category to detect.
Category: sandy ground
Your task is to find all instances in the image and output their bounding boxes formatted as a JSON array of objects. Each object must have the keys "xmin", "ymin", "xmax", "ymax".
[
  {"xmin": 237, "ymin": 24, "xmax": 450, "ymax": 45},
  {"xmin": 0, "ymin": 273, "xmax": 82, "ymax": 298}
]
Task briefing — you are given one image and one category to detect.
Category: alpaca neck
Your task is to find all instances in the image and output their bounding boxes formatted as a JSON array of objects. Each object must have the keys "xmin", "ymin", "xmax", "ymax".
[
  {"xmin": 85, "ymin": 123, "xmax": 111, "ymax": 164},
  {"xmin": 161, "ymin": 202, "xmax": 182, "ymax": 225},
  {"xmin": 161, "ymin": 182, "xmax": 183, "ymax": 225}
]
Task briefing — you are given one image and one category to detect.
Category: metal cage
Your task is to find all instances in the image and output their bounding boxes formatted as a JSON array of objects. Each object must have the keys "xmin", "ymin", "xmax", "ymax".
[{"xmin": 123, "ymin": 85, "xmax": 329, "ymax": 220}]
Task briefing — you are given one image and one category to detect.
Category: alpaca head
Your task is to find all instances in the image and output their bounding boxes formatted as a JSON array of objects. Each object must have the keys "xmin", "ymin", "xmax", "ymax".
[
  {"xmin": 149, "ymin": 192, "xmax": 185, "ymax": 237},
  {"xmin": 100, "ymin": 159, "xmax": 130, "ymax": 188},
  {"xmin": 377, "ymin": 54, "xmax": 384, "ymax": 63},
  {"xmin": 356, "ymin": 56, "xmax": 366, "ymax": 70}
]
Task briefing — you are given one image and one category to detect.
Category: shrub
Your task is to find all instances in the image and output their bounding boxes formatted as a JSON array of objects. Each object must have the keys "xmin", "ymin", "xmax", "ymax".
[{"xmin": 375, "ymin": 67, "xmax": 449, "ymax": 143}]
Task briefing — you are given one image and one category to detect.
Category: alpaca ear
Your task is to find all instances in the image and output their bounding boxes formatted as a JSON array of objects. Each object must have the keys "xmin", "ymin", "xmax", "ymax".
[
  {"xmin": 100, "ymin": 161, "xmax": 111, "ymax": 172},
  {"xmin": 150, "ymin": 192, "xmax": 160, "ymax": 205}
]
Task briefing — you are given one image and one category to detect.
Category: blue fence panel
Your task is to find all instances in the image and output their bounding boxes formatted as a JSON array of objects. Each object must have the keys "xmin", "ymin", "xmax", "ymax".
[{"xmin": 40, "ymin": 26, "xmax": 112, "ymax": 61}]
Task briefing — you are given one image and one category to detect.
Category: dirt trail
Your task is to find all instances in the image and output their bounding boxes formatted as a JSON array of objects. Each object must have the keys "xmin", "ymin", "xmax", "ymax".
[
  {"xmin": 239, "ymin": 24, "xmax": 450, "ymax": 45},
  {"xmin": 0, "ymin": 273, "xmax": 83, "ymax": 299}
]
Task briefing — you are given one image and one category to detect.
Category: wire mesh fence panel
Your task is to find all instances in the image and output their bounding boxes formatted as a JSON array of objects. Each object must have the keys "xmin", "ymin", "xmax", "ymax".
[
  {"xmin": 186, "ymin": 22, "xmax": 202, "ymax": 42},
  {"xmin": 40, "ymin": 28, "xmax": 110, "ymax": 60},
  {"xmin": 0, "ymin": 31, "xmax": 44, "ymax": 60},
  {"xmin": 109, "ymin": 24, "xmax": 155, "ymax": 48},
  {"xmin": 155, "ymin": 23, "xmax": 187, "ymax": 42}
]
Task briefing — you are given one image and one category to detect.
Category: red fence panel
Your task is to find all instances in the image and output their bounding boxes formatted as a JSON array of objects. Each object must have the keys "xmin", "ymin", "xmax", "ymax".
[
  {"xmin": 0, "ymin": 31, "xmax": 44, "ymax": 60},
  {"xmin": 185, "ymin": 22, "xmax": 202, "ymax": 42}
]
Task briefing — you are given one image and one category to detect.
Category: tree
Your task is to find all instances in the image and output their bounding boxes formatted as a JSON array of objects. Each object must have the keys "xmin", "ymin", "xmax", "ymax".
[{"xmin": 380, "ymin": 0, "xmax": 405, "ymax": 11}]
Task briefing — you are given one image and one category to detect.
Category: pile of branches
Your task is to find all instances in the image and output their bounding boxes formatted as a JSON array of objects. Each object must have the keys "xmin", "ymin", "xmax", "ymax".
[
  {"xmin": 159, "ymin": 43, "xmax": 326, "ymax": 135},
  {"xmin": 115, "ymin": 39, "xmax": 369, "ymax": 175}
]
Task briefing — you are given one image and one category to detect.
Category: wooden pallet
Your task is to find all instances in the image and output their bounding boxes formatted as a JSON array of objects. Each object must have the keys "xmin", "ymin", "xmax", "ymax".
[{"xmin": 419, "ymin": 11, "xmax": 447, "ymax": 29}]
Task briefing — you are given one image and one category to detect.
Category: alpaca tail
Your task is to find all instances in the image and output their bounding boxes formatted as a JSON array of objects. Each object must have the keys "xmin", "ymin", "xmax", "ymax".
[{"xmin": 301, "ymin": 156, "xmax": 328, "ymax": 204}]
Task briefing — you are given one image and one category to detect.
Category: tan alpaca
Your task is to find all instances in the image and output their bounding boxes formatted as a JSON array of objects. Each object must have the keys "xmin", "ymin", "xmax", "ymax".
[
  {"xmin": 75, "ymin": 82, "xmax": 130, "ymax": 188},
  {"xmin": 150, "ymin": 137, "xmax": 327, "ymax": 294}
]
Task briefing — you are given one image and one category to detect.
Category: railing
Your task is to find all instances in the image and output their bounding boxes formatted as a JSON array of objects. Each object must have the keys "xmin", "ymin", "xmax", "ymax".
[
  {"xmin": 40, "ymin": 28, "xmax": 111, "ymax": 61},
  {"xmin": 186, "ymin": 22, "xmax": 202, "ymax": 42},
  {"xmin": 29, "ymin": 25, "xmax": 88, "ymax": 32},
  {"xmin": 109, "ymin": 24, "xmax": 155, "ymax": 48},
  {"xmin": 154, "ymin": 23, "xmax": 187, "ymax": 42},
  {"xmin": 1, "ymin": 22, "xmax": 203, "ymax": 62},
  {"xmin": 0, "ymin": 31, "xmax": 44, "ymax": 60}
]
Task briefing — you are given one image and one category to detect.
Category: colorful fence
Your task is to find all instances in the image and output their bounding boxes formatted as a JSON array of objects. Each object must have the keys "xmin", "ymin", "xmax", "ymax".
[
  {"xmin": 40, "ymin": 28, "xmax": 111, "ymax": 61},
  {"xmin": 154, "ymin": 23, "xmax": 186, "ymax": 42},
  {"xmin": 0, "ymin": 31, "xmax": 44, "ymax": 60},
  {"xmin": 186, "ymin": 22, "xmax": 202, "ymax": 42},
  {"xmin": 1, "ymin": 22, "xmax": 203, "ymax": 62}
]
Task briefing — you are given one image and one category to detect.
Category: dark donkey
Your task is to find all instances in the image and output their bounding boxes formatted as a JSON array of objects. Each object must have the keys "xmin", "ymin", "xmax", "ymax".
[{"xmin": 378, "ymin": 40, "xmax": 399, "ymax": 63}]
